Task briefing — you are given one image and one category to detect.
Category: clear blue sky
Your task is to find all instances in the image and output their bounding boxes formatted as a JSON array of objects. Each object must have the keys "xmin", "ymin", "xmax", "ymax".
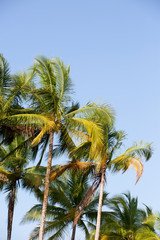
[{"xmin": 1, "ymin": 0, "xmax": 160, "ymax": 239}]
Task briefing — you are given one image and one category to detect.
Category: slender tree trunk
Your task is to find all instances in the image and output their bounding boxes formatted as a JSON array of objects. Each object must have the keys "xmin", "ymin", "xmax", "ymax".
[
  {"xmin": 71, "ymin": 222, "xmax": 76, "ymax": 240},
  {"xmin": 39, "ymin": 130, "xmax": 54, "ymax": 240},
  {"xmin": 94, "ymin": 168, "xmax": 105, "ymax": 240},
  {"xmin": 7, "ymin": 180, "xmax": 16, "ymax": 240}
]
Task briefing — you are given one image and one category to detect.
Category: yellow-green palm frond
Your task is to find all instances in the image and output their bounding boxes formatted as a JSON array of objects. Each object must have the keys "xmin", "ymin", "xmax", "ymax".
[
  {"xmin": 110, "ymin": 142, "xmax": 153, "ymax": 183},
  {"xmin": 99, "ymin": 232, "xmax": 124, "ymax": 240},
  {"xmin": 2, "ymin": 93, "xmax": 19, "ymax": 113},
  {"xmin": 136, "ymin": 227, "xmax": 160, "ymax": 240},
  {"xmin": 30, "ymin": 120, "xmax": 58, "ymax": 146},
  {"xmin": 110, "ymin": 154, "xmax": 143, "ymax": 184},
  {"xmin": 12, "ymin": 70, "xmax": 36, "ymax": 96},
  {"xmin": 6, "ymin": 113, "xmax": 57, "ymax": 131},
  {"xmin": 141, "ymin": 213, "xmax": 160, "ymax": 234},
  {"xmin": 31, "ymin": 127, "xmax": 53, "ymax": 147},
  {"xmin": 1, "ymin": 69, "xmax": 36, "ymax": 114},
  {"xmin": 64, "ymin": 103, "xmax": 115, "ymax": 162},
  {"xmin": 66, "ymin": 117, "xmax": 103, "ymax": 160},
  {"xmin": 65, "ymin": 103, "xmax": 115, "ymax": 127},
  {"xmin": 68, "ymin": 128, "xmax": 90, "ymax": 144},
  {"xmin": 124, "ymin": 141, "xmax": 153, "ymax": 161}
]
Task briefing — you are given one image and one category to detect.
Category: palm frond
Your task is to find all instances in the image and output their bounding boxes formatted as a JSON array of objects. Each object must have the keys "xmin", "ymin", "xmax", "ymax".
[
  {"xmin": 50, "ymin": 161, "xmax": 93, "ymax": 181},
  {"xmin": 125, "ymin": 141, "xmax": 153, "ymax": 161},
  {"xmin": 66, "ymin": 117, "xmax": 103, "ymax": 160},
  {"xmin": 51, "ymin": 58, "xmax": 73, "ymax": 104},
  {"xmin": 110, "ymin": 142, "xmax": 153, "ymax": 183},
  {"xmin": 35, "ymin": 57, "xmax": 56, "ymax": 94},
  {"xmin": 0, "ymin": 54, "xmax": 12, "ymax": 96}
]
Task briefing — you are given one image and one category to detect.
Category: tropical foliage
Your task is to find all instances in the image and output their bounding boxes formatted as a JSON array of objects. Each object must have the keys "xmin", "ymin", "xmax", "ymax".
[
  {"xmin": 0, "ymin": 135, "xmax": 45, "ymax": 240},
  {"xmin": 91, "ymin": 192, "xmax": 160, "ymax": 240},
  {"xmin": 22, "ymin": 170, "xmax": 109, "ymax": 240},
  {"xmin": 70, "ymin": 127, "xmax": 152, "ymax": 240},
  {"xmin": 0, "ymin": 54, "xmax": 158, "ymax": 240}
]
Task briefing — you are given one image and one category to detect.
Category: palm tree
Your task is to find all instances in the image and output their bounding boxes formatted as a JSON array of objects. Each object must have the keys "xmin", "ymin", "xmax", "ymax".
[
  {"xmin": 95, "ymin": 192, "xmax": 160, "ymax": 240},
  {"xmin": 0, "ymin": 53, "xmax": 17, "ymax": 145},
  {"xmin": 70, "ymin": 127, "xmax": 152, "ymax": 240},
  {"xmin": 22, "ymin": 170, "xmax": 109, "ymax": 240},
  {"xmin": 0, "ymin": 135, "xmax": 45, "ymax": 240},
  {"xmin": 99, "ymin": 192, "xmax": 146, "ymax": 240},
  {"xmin": 3, "ymin": 56, "xmax": 114, "ymax": 240},
  {"xmin": 0, "ymin": 54, "xmax": 36, "ymax": 146},
  {"xmin": 94, "ymin": 137, "xmax": 152, "ymax": 240}
]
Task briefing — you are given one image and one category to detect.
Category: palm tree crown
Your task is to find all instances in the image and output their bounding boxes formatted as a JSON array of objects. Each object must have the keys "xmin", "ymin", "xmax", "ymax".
[{"xmin": 22, "ymin": 170, "xmax": 108, "ymax": 240}]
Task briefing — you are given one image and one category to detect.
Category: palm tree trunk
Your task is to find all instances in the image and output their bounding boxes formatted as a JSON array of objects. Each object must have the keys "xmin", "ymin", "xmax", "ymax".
[
  {"xmin": 7, "ymin": 180, "xmax": 16, "ymax": 240},
  {"xmin": 39, "ymin": 130, "xmax": 54, "ymax": 240},
  {"xmin": 71, "ymin": 222, "xmax": 76, "ymax": 240},
  {"xmin": 94, "ymin": 168, "xmax": 105, "ymax": 240}
]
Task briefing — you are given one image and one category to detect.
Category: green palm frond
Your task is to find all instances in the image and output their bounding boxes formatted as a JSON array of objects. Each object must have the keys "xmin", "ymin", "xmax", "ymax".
[
  {"xmin": 46, "ymin": 223, "xmax": 68, "ymax": 240},
  {"xmin": 78, "ymin": 219, "xmax": 90, "ymax": 239},
  {"xmin": 6, "ymin": 113, "xmax": 56, "ymax": 129},
  {"xmin": 51, "ymin": 58, "xmax": 73, "ymax": 104},
  {"xmin": 53, "ymin": 124, "xmax": 76, "ymax": 158},
  {"xmin": 69, "ymin": 141, "xmax": 92, "ymax": 161},
  {"xmin": 23, "ymin": 170, "xmax": 106, "ymax": 240},
  {"xmin": 22, "ymin": 204, "xmax": 43, "ymax": 223},
  {"xmin": 109, "ymin": 130, "xmax": 126, "ymax": 160},
  {"xmin": 35, "ymin": 57, "xmax": 56, "ymax": 93},
  {"xmin": 0, "ymin": 135, "xmax": 46, "ymax": 208},
  {"xmin": 22, "ymin": 168, "xmax": 45, "ymax": 191},
  {"xmin": 0, "ymin": 136, "xmax": 32, "ymax": 163},
  {"xmin": 0, "ymin": 54, "xmax": 12, "ymax": 96},
  {"xmin": 11, "ymin": 70, "xmax": 36, "ymax": 103}
]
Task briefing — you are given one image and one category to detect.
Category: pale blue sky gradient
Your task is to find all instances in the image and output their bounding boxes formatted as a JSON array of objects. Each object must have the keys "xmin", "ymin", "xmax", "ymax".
[{"xmin": 1, "ymin": 0, "xmax": 160, "ymax": 239}]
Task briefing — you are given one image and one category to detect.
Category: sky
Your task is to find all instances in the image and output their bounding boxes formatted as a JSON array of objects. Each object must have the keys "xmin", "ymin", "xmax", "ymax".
[{"xmin": 1, "ymin": 0, "xmax": 160, "ymax": 239}]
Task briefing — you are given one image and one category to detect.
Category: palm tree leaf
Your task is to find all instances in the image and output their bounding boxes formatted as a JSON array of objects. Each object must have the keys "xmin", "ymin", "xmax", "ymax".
[
  {"xmin": 50, "ymin": 161, "xmax": 93, "ymax": 181},
  {"xmin": 35, "ymin": 57, "xmax": 56, "ymax": 94},
  {"xmin": 110, "ymin": 142, "xmax": 153, "ymax": 183},
  {"xmin": 0, "ymin": 54, "xmax": 12, "ymax": 96},
  {"xmin": 124, "ymin": 141, "xmax": 153, "ymax": 161},
  {"xmin": 51, "ymin": 58, "xmax": 73, "ymax": 104},
  {"xmin": 0, "ymin": 136, "xmax": 32, "ymax": 162},
  {"xmin": 110, "ymin": 155, "xmax": 143, "ymax": 184},
  {"xmin": 6, "ymin": 114, "xmax": 57, "ymax": 129}
]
